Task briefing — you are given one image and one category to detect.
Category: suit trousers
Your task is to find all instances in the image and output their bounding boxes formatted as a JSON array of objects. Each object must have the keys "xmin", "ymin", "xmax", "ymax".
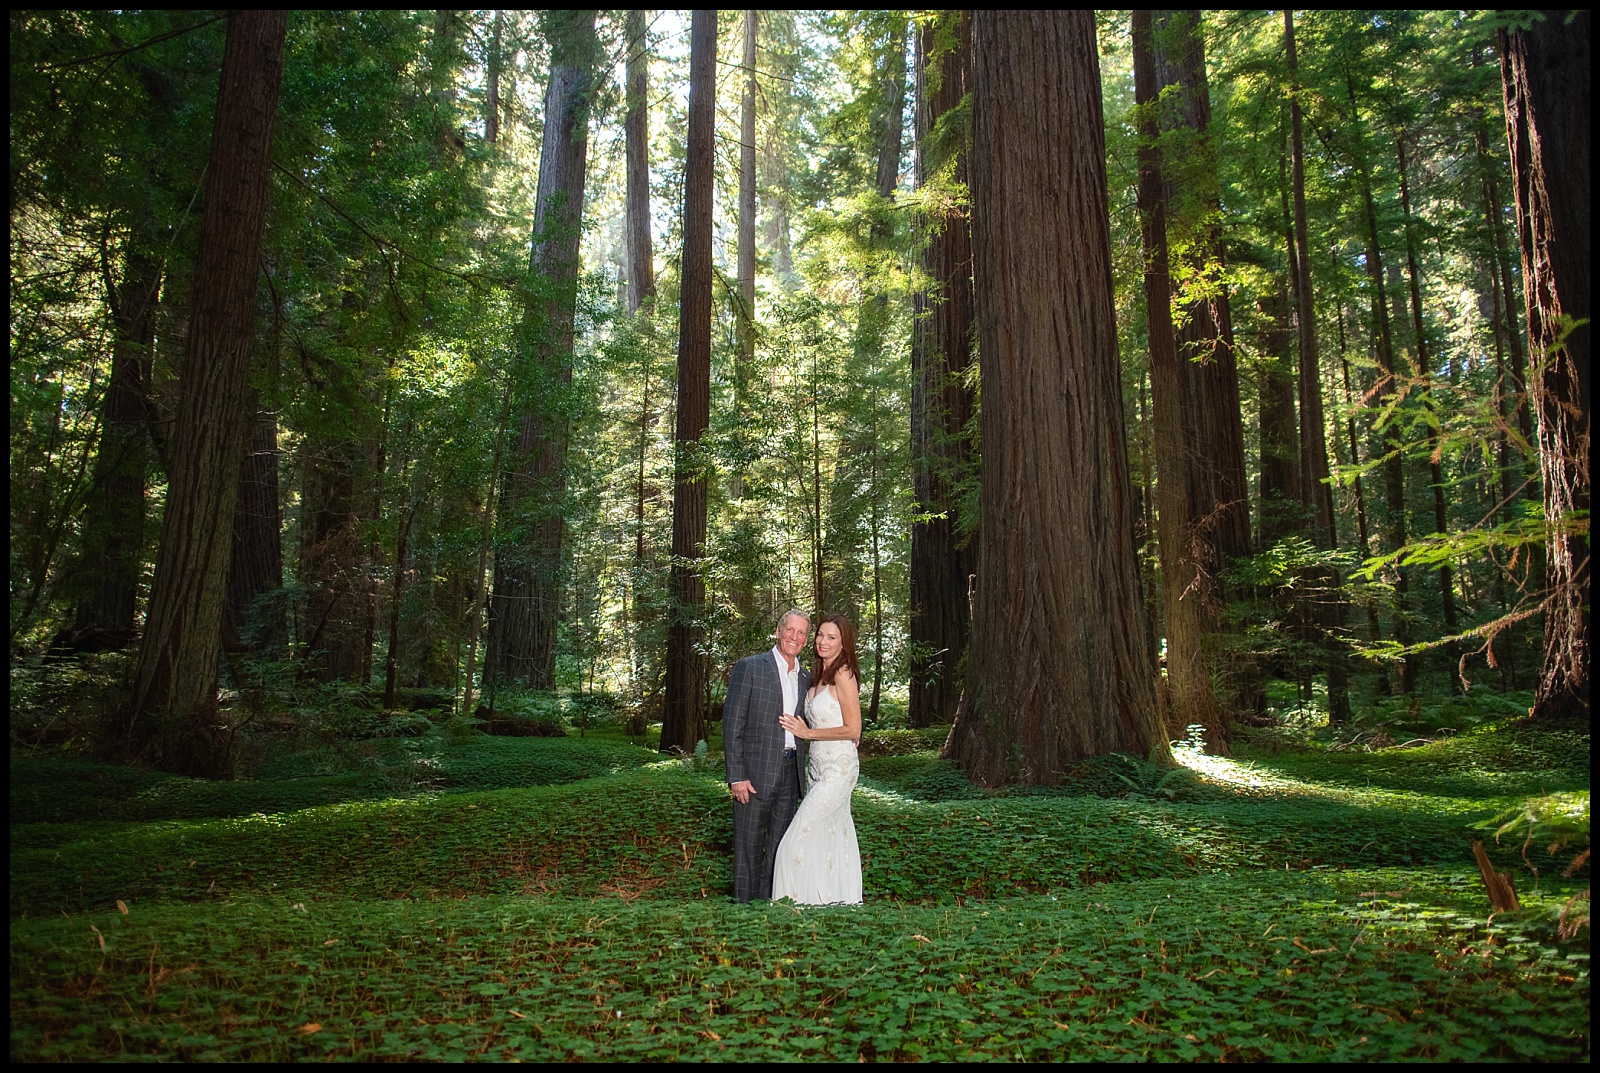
[{"xmin": 732, "ymin": 751, "xmax": 800, "ymax": 902}]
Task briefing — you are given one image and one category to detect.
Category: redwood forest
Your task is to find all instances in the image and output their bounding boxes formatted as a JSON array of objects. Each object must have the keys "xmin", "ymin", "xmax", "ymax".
[{"xmin": 9, "ymin": 10, "xmax": 1590, "ymax": 1061}]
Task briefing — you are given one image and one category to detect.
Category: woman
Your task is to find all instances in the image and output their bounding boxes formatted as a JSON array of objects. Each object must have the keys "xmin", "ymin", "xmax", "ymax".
[{"xmin": 771, "ymin": 614, "xmax": 863, "ymax": 905}]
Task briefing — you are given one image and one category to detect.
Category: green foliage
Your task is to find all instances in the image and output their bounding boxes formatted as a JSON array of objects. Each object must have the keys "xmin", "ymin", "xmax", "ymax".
[
  {"xmin": 9, "ymin": 718, "xmax": 1590, "ymax": 1060},
  {"xmin": 9, "ymin": 870, "xmax": 1588, "ymax": 1062}
]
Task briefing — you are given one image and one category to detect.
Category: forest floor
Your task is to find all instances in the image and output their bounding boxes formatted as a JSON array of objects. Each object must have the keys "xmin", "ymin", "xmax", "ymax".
[{"xmin": 8, "ymin": 702, "xmax": 1590, "ymax": 1061}]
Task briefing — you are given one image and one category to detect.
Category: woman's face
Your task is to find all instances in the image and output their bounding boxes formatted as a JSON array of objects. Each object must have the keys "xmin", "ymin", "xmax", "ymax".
[{"xmin": 815, "ymin": 622, "xmax": 841, "ymax": 662}]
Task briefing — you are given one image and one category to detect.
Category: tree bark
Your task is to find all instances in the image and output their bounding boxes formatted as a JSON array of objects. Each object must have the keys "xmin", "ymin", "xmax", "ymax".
[
  {"xmin": 1256, "ymin": 286, "xmax": 1301, "ymax": 546},
  {"xmin": 908, "ymin": 12, "xmax": 976, "ymax": 728},
  {"xmin": 625, "ymin": 9, "xmax": 654, "ymax": 312},
  {"xmin": 1285, "ymin": 10, "xmax": 1351, "ymax": 721},
  {"xmin": 660, "ymin": 10, "xmax": 717, "ymax": 755},
  {"xmin": 1151, "ymin": 11, "xmax": 1250, "ymax": 565},
  {"xmin": 485, "ymin": 10, "xmax": 504, "ymax": 147},
  {"xmin": 131, "ymin": 10, "xmax": 287, "ymax": 776},
  {"xmin": 943, "ymin": 10, "xmax": 1166, "ymax": 786},
  {"xmin": 298, "ymin": 440, "xmax": 365, "ymax": 681},
  {"xmin": 735, "ymin": 9, "xmax": 758, "ymax": 413},
  {"xmin": 226, "ymin": 394, "xmax": 284, "ymax": 661},
  {"xmin": 75, "ymin": 242, "xmax": 161, "ymax": 640},
  {"xmin": 1500, "ymin": 12, "xmax": 1590, "ymax": 723},
  {"xmin": 1134, "ymin": 9, "xmax": 1227, "ymax": 753},
  {"xmin": 488, "ymin": 10, "xmax": 596, "ymax": 691}
]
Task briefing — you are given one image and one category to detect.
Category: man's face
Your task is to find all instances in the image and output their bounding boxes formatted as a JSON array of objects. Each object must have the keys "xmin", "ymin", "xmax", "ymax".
[{"xmin": 775, "ymin": 615, "xmax": 808, "ymax": 661}]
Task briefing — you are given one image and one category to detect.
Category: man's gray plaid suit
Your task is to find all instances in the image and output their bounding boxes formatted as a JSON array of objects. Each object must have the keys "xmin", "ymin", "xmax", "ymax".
[{"xmin": 724, "ymin": 651, "xmax": 811, "ymax": 902}]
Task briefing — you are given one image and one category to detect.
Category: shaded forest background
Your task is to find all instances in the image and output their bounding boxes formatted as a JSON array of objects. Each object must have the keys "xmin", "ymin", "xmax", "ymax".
[{"xmin": 8, "ymin": 9, "xmax": 1589, "ymax": 780}]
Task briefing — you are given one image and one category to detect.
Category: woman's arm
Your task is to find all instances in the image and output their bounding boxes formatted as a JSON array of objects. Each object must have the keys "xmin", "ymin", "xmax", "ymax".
[{"xmin": 780, "ymin": 671, "xmax": 862, "ymax": 741}]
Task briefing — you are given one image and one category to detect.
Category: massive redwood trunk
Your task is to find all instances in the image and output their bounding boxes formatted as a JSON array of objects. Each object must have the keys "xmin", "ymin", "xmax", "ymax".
[
  {"xmin": 488, "ymin": 10, "xmax": 596, "ymax": 691},
  {"xmin": 908, "ymin": 12, "xmax": 976, "ymax": 728},
  {"xmin": 660, "ymin": 10, "xmax": 717, "ymax": 755},
  {"xmin": 1500, "ymin": 12, "xmax": 1590, "ymax": 723},
  {"xmin": 942, "ymin": 10, "xmax": 1166, "ymax": 786},
  {"xmin": 131, "ymin": 10, "xmax": 287, "ymax": 775}
]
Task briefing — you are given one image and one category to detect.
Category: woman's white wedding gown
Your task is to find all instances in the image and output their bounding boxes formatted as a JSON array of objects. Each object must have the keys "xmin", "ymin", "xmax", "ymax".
[{"xmin": 771, "ymin": 685, "xmax": 862, "ymax": 905}]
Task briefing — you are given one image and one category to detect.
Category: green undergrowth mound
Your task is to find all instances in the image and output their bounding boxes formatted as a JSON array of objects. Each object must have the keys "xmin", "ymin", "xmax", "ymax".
[
  {"xmin": 10, "ymin": 869, "xmax": 1587, "ymax": 1062},
  {"xmin": 1233, "ymin": 719, "xmax": 1590, "ymax": 799},
  {"xmin": 11, "ymin": 762, "xmax": 1571, "ymax": 916},
  {"xmin": 9, "ymin": 735, "xmax": 659, "ymax": 825}
]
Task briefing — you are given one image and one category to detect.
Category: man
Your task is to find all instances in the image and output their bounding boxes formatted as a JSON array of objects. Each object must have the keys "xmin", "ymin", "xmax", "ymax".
[{"xmin": 723, "ymin": 608, "xmax": 812, "ymax": 902}]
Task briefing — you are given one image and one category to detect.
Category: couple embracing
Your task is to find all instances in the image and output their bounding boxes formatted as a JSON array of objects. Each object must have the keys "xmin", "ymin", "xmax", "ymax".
[{"xmin": 724, "ymin": 609, "xmax": 863, "ymax": 905}]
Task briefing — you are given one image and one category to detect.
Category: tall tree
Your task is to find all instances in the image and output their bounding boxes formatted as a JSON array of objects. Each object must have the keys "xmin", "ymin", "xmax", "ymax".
[
  {"xmin": 1395, "ymin": 131, "xmax": 1462, "ymax": 683},
  {"xmin": 1134, "ymin": 9, "xmax": 1227, "ymax": 753},
  {"xmin": 1284, "ymin": 9, "xmax": 1351, "ymax": 721},
  {"xmin": 943, "ymin": 10, "xmax": 1167, "ymax": 786},
  {"xmin": 129, "ymin": 9, "xmax": 288, "ymax": 775},
  {"xmin": 660, "ymin": 10, "xmax": 717, "ymax": 755},
  {"xmin": 72, "ymin": 241, "xmax": 161, "ymax": 642},
  {"xmin": 488, "ymin": 10, "xmax": 597, "ymax": 690},
  {"xmin": 735, "ymin": 9, "xmax": 759, "ymax": 413},
  {"xmin": 624, "ymin": 9, "xmax": 654, "ymax": 312},
  {"xmin": 1500, "ymin": 11, "xmax": 1590, "ymax": 723},
  {"xmin": 1344, "ymin": 68, "xmax": 1414, "ymax": 694},
  {"xmin": 1151, "ymin": 10, "xmax": 1250, "ymax": 565},
  {"xmin": 908, "ymin": 11, "xmax": 976, "ymax": 728}
]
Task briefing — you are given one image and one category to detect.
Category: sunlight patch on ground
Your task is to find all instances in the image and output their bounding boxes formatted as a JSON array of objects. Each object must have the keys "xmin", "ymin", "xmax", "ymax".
[{"xmin": 1174, "ymin": 748, "xmax": 1305, "ymax": 792}]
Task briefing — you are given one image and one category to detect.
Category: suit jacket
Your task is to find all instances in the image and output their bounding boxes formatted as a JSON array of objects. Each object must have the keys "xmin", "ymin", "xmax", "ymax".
[{"xmin": 724, "ymin": 651, "xmax": 811, "ymax": 796}]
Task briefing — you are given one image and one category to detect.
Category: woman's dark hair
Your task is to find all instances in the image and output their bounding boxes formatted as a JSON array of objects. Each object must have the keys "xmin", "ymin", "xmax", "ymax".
[{"xmin": 812, "ymin": 614, "xmax": 861, "ymax": 689}]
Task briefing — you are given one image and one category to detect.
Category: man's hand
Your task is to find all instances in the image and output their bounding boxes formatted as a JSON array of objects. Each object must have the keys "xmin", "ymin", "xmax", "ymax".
[{"xmin": 729, "ymin": 779, "xmax": 756, "ymax": 805}]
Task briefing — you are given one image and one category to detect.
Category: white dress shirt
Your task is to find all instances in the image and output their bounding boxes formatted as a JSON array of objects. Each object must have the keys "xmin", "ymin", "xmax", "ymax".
[{"xmin": 771, "ymin": 645, "xmax": 800, "ymax": 749}]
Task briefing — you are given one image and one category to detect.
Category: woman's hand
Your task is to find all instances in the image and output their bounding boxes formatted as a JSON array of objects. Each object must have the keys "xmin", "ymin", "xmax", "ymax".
[{"xmin": 778, "ymin": 713, "xmax": 810, "ymax": 739}]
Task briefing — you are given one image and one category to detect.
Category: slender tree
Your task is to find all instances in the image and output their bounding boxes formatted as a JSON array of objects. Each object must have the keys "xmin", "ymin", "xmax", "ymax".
[
  {"xmin": 1151, "ymin": 10, "xmax": 1250, "ymax": 565},
  {"xmin": 660, "ymin": 10, "xmax": 717, "ymax": 754},
  {"xmin": 1284, "ymin": 9, "xmax": 1351, "ymax": 721},
  {"xmin": 130, "ymin": 9, "xmax": 288, "ymax": 775},
  {"xmin": 1395, "ymin": 131, "xmax": 1462, "ymax": 683},
  {"xmin": 908, "ymin": 12, "xmax": 976, "ymax": 729},
  {"xmin": 625, "ymin": 9, "xmax": 655, "ymax": 312},
  {"xmin": 1134, "ymin": 9, "xmax": 1228, "ymax": 753},
  {"xmin": 943, "ymin": 10, "xmax": 1166, "ymax": 786},
  {"xmin": 73, "ymin": 242, "xmax": 161, "ymax": 642},
  {"xmin": 1500, "ymin": 11, "xmax": 1590, "ymax": 723}
]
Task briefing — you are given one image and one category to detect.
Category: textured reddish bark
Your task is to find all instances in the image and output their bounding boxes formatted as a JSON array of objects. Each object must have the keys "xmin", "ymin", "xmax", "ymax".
[{"xmin": 943, "ymin": 11, "xmax": 1166, "ymax": 786}]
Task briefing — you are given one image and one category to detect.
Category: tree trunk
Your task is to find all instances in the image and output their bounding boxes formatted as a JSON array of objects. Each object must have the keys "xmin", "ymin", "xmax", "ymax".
[
  {"xmin": 908, "ymin": 13, "xmax": 976, "ymax": 728},
  {"xmin": 625, "ymin": 9, "xmax": 654, "ymax": 312},
  {"xmin": 485, "ymin": 10, "xmax": 504, "ymax": 147},
  {"xmin": 660, "ymin": 10, "xmax": 717, "ymax": 755},
  {"xmin": 1285, "ymin": 10, "xmax": 1351, "ymax": 721},
  {"xmin": 488, "ymin": 10, "xmax": 596, "ymax": 691},
  {"xmin": 1256, "ymin": 286, "xmax": 1301, "ymax": 545},
  {"xmin": 1396, "ymin": 132, "xmax": 1462, "ymax": 685},
  {"xmin": 75, "ymin": 242, "xmax": 161, "ymax": 641},
  {"xmin": 1151, "ymin": 10, "xmax": 1250, "ymax": 565},
  {"xmin": 735, "ymin": 10, "xmax": 758, "ymax": 412},
  {"xmin": 130, "ymin": 10, "xmax": 287, "ymax": 776},
  {"xmin": 226, "ymin": 395, "xmax": 284, "ymax": 661},
  {"xmin": 298, "ymin": 441, "xmax": 365, "ymax": 681},
  {"xmin": 1339, "ymin": 71, "xmax": 1414, "ymax": 696},
  {"xmin": 1500, "ymin": 12, "xmax": 1590, "ymax": 723},
  {"xmin": 943, "ymin": 10, "xmax": 1166, "ymax": 787},
  {"xmin": 1134, "ymin": 9, "xmax": 1227, "ymax": 753}
]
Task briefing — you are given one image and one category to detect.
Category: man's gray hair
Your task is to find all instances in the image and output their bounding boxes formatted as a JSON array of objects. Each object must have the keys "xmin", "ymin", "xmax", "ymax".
[{"xmin": 775, "ymin": 608, "xmax": 811, "ymax": 632}]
